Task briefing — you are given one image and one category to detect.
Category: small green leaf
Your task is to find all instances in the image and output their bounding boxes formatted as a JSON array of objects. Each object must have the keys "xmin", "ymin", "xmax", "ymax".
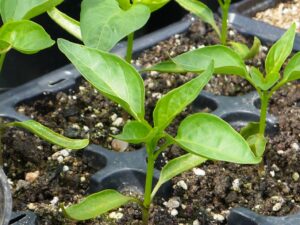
[
  {"xmin": 58, "ymin": 39, "xmax": 145, "ymax": 121},
  {"xmin": 80, "ymin": 0, "xmax": 150, "ymax": 51},
  {"xmin": 0, "ymin": 40, "xmax": 11, "ymax": 54},
  {"xmin": 133, "ymin": 0, "xmax": 170, "ymax": 12},
  {"xmin": 0, "ymin": 20, "xmax": 54, "ymax": 54},
  {"xmin": 118, "ymin": 0, "xmax": 131, "ymax": 10},
  {"xmin": 240, "ymin": 122, "xmax": 260, "ymax": 139},
  {"xmin": 244, "ymin": 37, "xmax": 261, "ymax": 60},
  {"xmin": 175, "ymin": 113, "xmax": 261, "ymax": 164},
  {"xmin": 153, "ymin": 61, "xmax": 213, "ymax": 131},
  {"xmin": 283, "ymin": 52, "xmax": 300, "ymax": 83},
  {"xmin": 1, "ymin": 0, "xmax": 63, "ymax": 22},
  {"xmin": 229, "ymin": 41, "xmax": 250, "ymax": 60},
  {"xmin": 175, "ymin": 0, "xmax": 220, "ymax": 37},
  {"xmin": 250, "ymin": 67, "xmax": 279, "ymax": 90},
  {"xmin": 144, "ymin": 45, "xmax": 247, "ymax": 77},
  {"xmin": 114, "ymin": 121, "xmax": 151, "ymax": 144},
  {"xmin": 47, "ymin": 7, "xmax": 82, "ymax": 41},
  {"xmin": 6, "ymin": 120, "xmax": 89, "ymax": 150},
  {"xmin": 63, "ymin": 190, "xmax": 135, "ymax": 220},
  {"xmin": 265, "ymin": 23, "xmax": 296, "ymax": 75},
  {"xmin": 158, "ymin": 153, "xmax": 206, "ymax": 186},
  {"xmin": 247, "ymin": 134, "xmax": 266, "ymax": 158}
]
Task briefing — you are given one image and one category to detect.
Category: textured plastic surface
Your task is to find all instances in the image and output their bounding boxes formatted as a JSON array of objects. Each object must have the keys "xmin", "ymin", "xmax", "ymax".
[
  {"xmin": 0, "ymin": 168, "xmax": 12, "ymax": 225},
  {"xmin": 228, "ymin": 207, "xmax": 300, "ymax": 225},
  {"xmin": 0, "ymin": 14, "xmax": 281, "ymax": 225},
  {"xmin": 9, "ymin": 211, "xmax": 38, "ymax": 225},
  {"xmin": 229, "ymin": 0, "xmax": 300, "ymax": 50}
]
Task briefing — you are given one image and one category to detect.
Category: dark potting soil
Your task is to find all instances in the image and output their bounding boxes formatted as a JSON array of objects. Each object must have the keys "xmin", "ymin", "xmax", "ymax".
[{"xmin": 1, "ymin": 18, "xmax": 299, "ymax": 224}]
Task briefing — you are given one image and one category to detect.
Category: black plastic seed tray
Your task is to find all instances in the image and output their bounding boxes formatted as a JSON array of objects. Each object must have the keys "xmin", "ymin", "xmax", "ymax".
[
  {"xmin": 0, "ymin": 15, "xmax": 280, "ymax": 224},
  {"xmin": 229, "ymin": 0, "xmax": 300, "ymax": 50}
]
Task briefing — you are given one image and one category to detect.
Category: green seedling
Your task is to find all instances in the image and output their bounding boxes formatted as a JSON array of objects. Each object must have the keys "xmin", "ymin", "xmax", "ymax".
[
  {"xmin": 57, "ymin": 38, "xmax": 260, "ymax": 224},
  {"xmin": 145, "ymin": 23, "xmax": 299, "ymax": 161},
  {"xmin": 0, "ymin": 1, "xmax": 89, "ymax": 164}
]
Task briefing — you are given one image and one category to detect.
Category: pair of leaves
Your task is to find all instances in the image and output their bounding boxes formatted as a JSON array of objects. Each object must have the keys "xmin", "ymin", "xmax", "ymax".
[
  {"xmin": 58, "ymin": 39, "xmax": 145, "ymax": 121},
  {"xmin": 230, "ymin": 37, "xmax": 261, "ymax": 60},
  {"xmin": 80, "ymin": 0, "xmax": 151, "ymax": 52},
  {"xmin": 145, "ymin": 45, "xmax": 247, "ymax": 77},
  {"xmin": 0, "ymin": 0, "xmax": 63, "ymax": 22},
  {"xmin": 6, "ymin": 120, "xmax": 89, "ymax": 150},
  {"xmin": 175, "ymin": 0, "xmax": 220, "ymax": 37},
  {"xmin": 249, "ymin": 67, "xmax": 279, "ymax": 90}
]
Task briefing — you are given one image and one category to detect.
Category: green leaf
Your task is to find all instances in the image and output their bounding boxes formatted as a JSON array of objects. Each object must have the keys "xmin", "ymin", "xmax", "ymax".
[
  {"xmin": 175, "ymin": 0, "xmax": 220, "ymax": 37},
  {"xmin": 114, "ymin": 121, "xmax": 151, "ymax": 144},
  {"xmin": 250, "ymin": 67, "xmax": 279, "ymax": 90},
  {"xmin": 153, "ymin": 61, "xmax": 213, "ymax": 131},
  {"xmin": 118, "ymin": 0, "xmax": 132, "ymax": 10},
  {"xmin": 244, "ymin": 37, "xmax": 261, "ymax": 60},
  {"xmin": 63, "ymin": 190, "xmax": 135, "ymax": 220},
  {"xmin": 175, "ymin": 113, "xmax": 261, "ymax": 164},
  {"xmin": 0, "ymin": 20, "xmax": 54, "ymax": 54},
  {"xmin": 283, "ymin": 52, "xmax": 300, "ymax": 83},
  {"xmin": 80, "ymin": 0, "xmax": 150, "ymax": 52},
  {"xmin": 47, "ymin": 7, "xmax": 82, "ymax": 41},
  {"xmin": 6, "ymin": 120, "xmax": 89, "ymax": 150},
  {"xmin": 0, "ymin": 40, "xmax": 11, "ymax": 54},
  {"xmin": 133, "ymin": 0, "xmax": 170, "ymax": 12},
  {"xmin": 240, "ymin": 122, "xmax": 260, "ymax": 139},
  {"xmin": 158, "ymin": 153, "xmax": 206, "ymax": 186},
  {"xmin": 265, "ymin": 23, "xmax": 296, "ymax": 75},
  {"xmin": 144, "ymin": 45, "xmax": 247, "ymax": 77},
  {"xmin": 247, "ymin": 134, "xmax": 266, "ymax": 158},
  {"xmin": 1, "ymin": 0, "xmax": 63, "ymax": 22},
  {"xmin": 58, "ymin": 39, "xmax": 145, "ymax": 121}
]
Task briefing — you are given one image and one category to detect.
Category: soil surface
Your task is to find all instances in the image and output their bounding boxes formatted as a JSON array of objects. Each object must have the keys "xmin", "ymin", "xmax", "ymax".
[
  {"xmin": 1, "ymin": 18, "xmax": 299, "ymax": 225},
  {"xmin": 254, "ymin": 0, "xmax": 300, "ymax": 32}
]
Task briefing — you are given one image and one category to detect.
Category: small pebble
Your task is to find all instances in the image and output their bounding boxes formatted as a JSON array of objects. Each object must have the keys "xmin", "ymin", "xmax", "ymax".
[
  {"xmin": 27, "ymin": 203, "xmax": 37, "ymax": 210},
  {"xmin": 193, "ymin": 168, "xmax": 206, "ymax": 176},
  {"xmin": 177, "ymin": 180, "xmax": 188, "ymax": 190},
  {"xmin": 63, "ymin": 165, "xmax": 69, "ymax": 172},
  {"xmin": 109, "ymin": 212, "xmax": 123, "ymax": 220},
  {"xmin": 170, "ymin": 209, "xmax": 178, "ymax": 216},
  {"xmin": 25, "ymin": 171, "xmax": 40, "ymax": 183},
  {"xmin": 270, "ymin": 171, "xmax": 275, "ymax": 177},
  {"xmin": 272, "ymin": 202, "xmax": 282, "ymax": 212},
  {"xmin": 193, "ymin": 219, "xmax": 200, "ymax": 225},
  {"xmin": 112, "ymin": 117, "xmax": 124, "ymax": 127},
  {"xmin": 166, "ymin": 198, "xmax": 180, "ymax": 209},
  {"xmin": 110, "ymin": 114, "xmax": 117, "ymax": 121},
  {"xmin": 80, "ymin": 176, "xmax": 86, "ymax": 182},
  {"xmin": 111, "ymin": 139, "xmax": 129, "ymax": 152},
  {"xmin": 291, "ymin": 143, "xmax": 299, "ymax": 151},
  {"xmin": 292, "ymin": 172, "xmax": 299, "ymax": 181},
  {"xmin": 57, "ymin": 156, "xmax": 64, "ymax": 163},
  {"xmin": 60, "ymin": 149, "xmax": 70, "ymax": 157},
  {"xmin": 213, "ymin": 214, "xmax": 225, "ymax": 222},
  {"xmin": 232, "ymin": 179, "xmax": 241, "ymax": 192},
  {"xmin": 50, "ymin": 196, "xmax": 59, "ymax": 205}
]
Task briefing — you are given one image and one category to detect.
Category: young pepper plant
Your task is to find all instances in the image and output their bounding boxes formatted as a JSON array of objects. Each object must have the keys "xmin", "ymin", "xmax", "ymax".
[
  {"xmin": 144, "ymin": 23, "xmax": 299, "ymax": 160},
  {"xmin": 57, "ymin": 38, "xmax": 260, "ymax": 224}
]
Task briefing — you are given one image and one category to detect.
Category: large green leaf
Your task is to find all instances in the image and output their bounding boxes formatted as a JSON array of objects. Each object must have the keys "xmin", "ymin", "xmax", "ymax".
[
  {"xmin": 145, "ymin": 45, "xmax": 247, "ymax": 77},
  {"xmin": 114, "ymin": 121, "xmax": 152, "ymax": 144},
  {"xmin": 283, "ymin": 52, "xmax": 300, "ymax": 83},
  {"xmin": 80, "ymin": 0, "xmax": 150, "ymax": 51},
  {"xmin": 63, "ymin": 190, "xmax": 135, "ymax": 220},
  {"xmin": 58, "ymin": 39, "xmax": 145, "ymax": 121},
  {"xmin": 175, "ymin": 113, "xmax": 261, "ymax": 164},
  {"xmin": 175, "ymin": 0, "xmax": 220, "ymax": 36},
  {"xmin": 265, "ymin": 23, "xmax": 296, "ymax": 75},
  {"xmin": 133, "ymin": 0, "xmax": 170, "ymax": 12},
  {"xmin": 0, "ymin": 20, "xmax": 54, "ymax": 54},
  {"xmin": 6, "ymin": 120, "xmax": 89, "ymax": 150},
  {"xmin": 153, "ymin": 61, "xmax": 213, "ymax": 131},
  {"xmin": 1, "ymin": 0, "xmax": 63, "ymax": 22}
]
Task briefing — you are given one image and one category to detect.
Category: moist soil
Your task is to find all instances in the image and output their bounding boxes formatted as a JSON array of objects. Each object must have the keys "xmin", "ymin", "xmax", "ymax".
[
  {"xmin": 1, "ymin": 18, "xmax": 299, "ymax": 224},
  {"xmin": 254, "ymin": 0, "xmax": 300, "ymax": 32}
]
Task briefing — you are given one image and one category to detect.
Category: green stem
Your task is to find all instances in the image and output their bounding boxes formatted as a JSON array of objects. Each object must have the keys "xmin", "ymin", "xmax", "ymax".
[
  {"xmin": 220, "ymin": 1, "xmax": 230, "ymax": 45},
  {"xmin": 259, "ymin": 92, "xmax": 269, "ymax": 135},
  {"xmin": 0, "ymin": 53, "xmax": 7, "ymax": 72},
  {"xmin": 142, "ymin": 143, "xmax": 155, "ymax": 225},
  {"xmin": 47, "ymin": 8, "xmax": 82, "ymax": 41},
  {"xmin": 125, "ymin": 32, "xmax": 134, "ymax": 63}
]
